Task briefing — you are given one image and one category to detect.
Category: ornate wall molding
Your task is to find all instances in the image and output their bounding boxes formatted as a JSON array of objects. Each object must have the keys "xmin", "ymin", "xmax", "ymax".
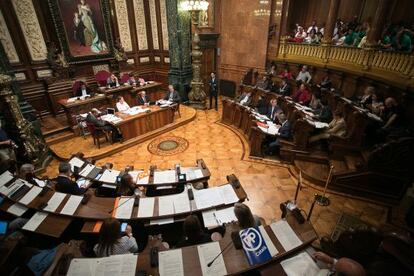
[
  {"xmin": 149, "ymin": 0, "xmax": 160, "ymax": 50},
  {"xmin": 0, "ymin": 10, "xmax": 20, "ymax": 63},
  {"xmin": 114, "ymin": 0, "xmax": 133, "ymax": 52},
  {"xmin": 11, "ymin": 0, "xmax": 47, "ymax": 61},
  {"xmin": 92, "ymin": 64, "xmax": 110, "ymax": 75},
  {"xmin": 159, "ymin": 0, "xmax": 169, "ymax": 50},
  {"xmin": 133, "ymin": 0, "xmax": 149, "ymax": 50}
]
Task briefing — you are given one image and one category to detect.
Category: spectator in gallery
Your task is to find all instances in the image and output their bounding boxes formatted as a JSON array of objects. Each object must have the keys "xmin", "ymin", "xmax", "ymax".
[
  {"xmin": 94, "ymin": 218, "xmax": 138, "ymax": 257},
  {"xmin": 305, "ymin": 29, "xmax": 320, "ymax": 44},
  {"xmin": 278, "ymin": 68, "xmax": 294, "ymax": 80},
  {"xmin": 344, "ymin": 29, "xmax": 358, "ymax": 46},
  {"xmin": 292, "ymin": 83, "xmax": 312, "ymax": 106},
  {"xmin": 106, "ymin": 73, "xmax": 119, "ymax": 88},
  {"xmin": 293, "ymin": 26, "xmax": 307, "ymax": 43},
  {"xmin": 307, "ymin": 20, "xmax": 318, "ymax": 34},
  {"xmin": 176, "ymin": 215, "xmax": 211, "ymax": 248},
  {"xmin": 296, "ymin": 65, "xmax": 312, "ymax": 84},
  {"xmin": 75, "ymin": 81, "xmax": 92, "ymax": 97},
  {"xmin": 309, "ymin": 110, "xmax": 347, "ymax": 143},
  {"xmin": 236, "ymin": 91, "xmax": 252, "ymax": 106},
  {"xmin": 116, "ymin": 96, "xmax": 130, "ymax": 113}
]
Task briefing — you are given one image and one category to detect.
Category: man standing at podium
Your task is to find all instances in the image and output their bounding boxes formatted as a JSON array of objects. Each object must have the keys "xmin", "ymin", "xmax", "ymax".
[{"xmin": 208, "ymin": 72, "xmax": 218, "ymax": 110}]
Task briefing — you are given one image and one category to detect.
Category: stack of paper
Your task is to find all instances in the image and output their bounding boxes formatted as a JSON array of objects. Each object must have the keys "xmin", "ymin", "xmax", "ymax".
[
  {"xmin": 159, "ymin": 249, "xmax": 184, "ymax": 276},
  {"xmin": 280, "ymin": 252, "xmax": 320, "ymax": 276},
  {"xmin": 158, "ymin": 196, "xmax": 175, "ymax": 216},
  {"xmin": 114, "ymin": 197, "xmax": 134, "ymax": 219},
  {"xmin": 172, "ymin": 193, "xmax": 191, "ymax": 213},
  {"xmin": 270, "ymin": 220, "xmax": 302, "ymax": 251},
  {"xmin": 60, "ymin": 195, "xmax": 83, "ymax": 215},
  {"xmin": 23, "ymin": 211, "xmax": 48, "ymax": 231},
  {"xmin": 101, "ymin": 114, "xmax": 123, "ymax": 124},
  {"xmin": 216, "ymin": 184, "xmax": 239, "ymax": 205},
  {"xmin": 0, "ymin": 171, "xmax": 14, "ymax": 187},
  {"xmin": 202, "ymin": 207, "xmax": 238, "ymax": 228},
  {"xmin": 44, "ymin": 192, "xmax": 67, "ymax": 212},
  {"xmin": 69, "ymin": 157, "xmax": 85, "ymax": 172},
  {"xmin": 180, "ymin": 167, "xmax": 204, "ymax": 181},
  {"xmin": 153, "ymin": 170, "xmax": 176, "ymax": 184},
  {"xmin": 197, "ymin": 242, "xmax": 228, "ymax": 276},
  {"xmin": 137, "ymin": 197, "xmax": 155, "ymax": 218},
  {"xmin": 79, "ymin": 164, "xmax": 97, "ymax": 178},
  {"xmin": 194, "ymin": 187, "xmax": 224, "ymax": 210},
  {"xmin": 19, "ymin": 186, "xmax": 42, "ymax": 205},
  {"xmin": 100, "ymin": 169, "xmax": 121, "ymax": 183},
  {"xmin": 7, "ymin": 203, "xmax": 28, "ymax": 216},
  {"xmin": 67, "ymin": 254, "xmax": 138, "ymax": 276}
]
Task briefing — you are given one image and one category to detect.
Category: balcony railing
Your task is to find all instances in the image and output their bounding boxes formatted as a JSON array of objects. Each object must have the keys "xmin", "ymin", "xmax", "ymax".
[{"xmin": 277, "ymin": 40, "xmax": 414, "ymax": 84}]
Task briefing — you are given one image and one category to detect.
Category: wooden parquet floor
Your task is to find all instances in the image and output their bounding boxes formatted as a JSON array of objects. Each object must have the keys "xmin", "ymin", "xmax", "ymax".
[{"xmin": 43, "ymin": 98, "xmax": 389, "ymax": 238}]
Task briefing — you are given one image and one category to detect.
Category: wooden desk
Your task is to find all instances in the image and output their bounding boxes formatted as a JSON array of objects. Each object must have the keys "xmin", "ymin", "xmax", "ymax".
[
  {"xmin": 132, "ymin": 81, "xmax": 164, "ymax": 103},
  {"xmin": 99, "ymin": 82, "xmax": 162, "ymax": 107},
  {"xmin": 112, "ymin": 105, "xmax": 175, "ymax": 141},
  {"xmin": 58, "ymin": 94, "xmax": 112, "ymax": 130},
  {"xmin": 99, "ymin": 85, "xmax": 133, "ymax": 106},
  {"xmin": 137, "ymin": 213, "xmax": 317, "ymax": 275}
]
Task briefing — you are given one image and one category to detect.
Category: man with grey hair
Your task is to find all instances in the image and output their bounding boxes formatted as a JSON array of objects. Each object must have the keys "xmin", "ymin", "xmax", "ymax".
[
  {"xmin": 55, "ymin": 162, "xmax": 86, "ymax": 195},
  {"xmin": 86, "ymin": 108, "xmax": 122, "ymax": 142},
  {"xmin": 265, "ymin": 113, "xmax": 291, "ymax": 155},
  {"xmin": 19, "ymin": 163, "xmax": 38, "ymax": 186}
]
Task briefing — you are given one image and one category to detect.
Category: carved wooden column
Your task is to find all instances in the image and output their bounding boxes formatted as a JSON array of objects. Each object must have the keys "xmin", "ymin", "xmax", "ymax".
[
  {"xmin": 323, "ymin": 0, "xmax": 341, "ymax": 42},
  {"xmin": 366, "ymin": 0, "xmax": 392, "ymax": 45}
]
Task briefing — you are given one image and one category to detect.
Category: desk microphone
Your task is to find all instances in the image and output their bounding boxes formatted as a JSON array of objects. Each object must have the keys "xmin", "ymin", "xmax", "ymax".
[{"xmin": 207, "ymin": 240, "xmax": 233, "ymax": 267}]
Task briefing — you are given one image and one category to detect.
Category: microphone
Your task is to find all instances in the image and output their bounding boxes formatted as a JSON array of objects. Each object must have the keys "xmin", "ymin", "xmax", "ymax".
[{"xmin": 207, "ymin": 240, "xmax": 233, "ymax": 267}]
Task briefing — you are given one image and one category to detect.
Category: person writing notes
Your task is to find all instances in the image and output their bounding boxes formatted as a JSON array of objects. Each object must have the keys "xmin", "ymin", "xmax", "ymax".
[
  {"xmin": 107, "ymin": 74, "xmax": 119, "ymax": 88},
  {"xmin": 55, "ymin": 162, "xmax": 86, "ymax": 195},
  {"xmin": 116, "ymin": 96, "xmax": 130, "ymax": 113}
]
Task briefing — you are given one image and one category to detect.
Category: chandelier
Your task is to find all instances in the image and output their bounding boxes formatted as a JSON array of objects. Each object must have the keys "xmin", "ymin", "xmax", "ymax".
[
  {"xmin": 254, "ymin": 0, "xmax": 270, "ymax": 17},
  {"xmin": 180, "ymin": 0, "xmax": 209, "ymax": 11}
]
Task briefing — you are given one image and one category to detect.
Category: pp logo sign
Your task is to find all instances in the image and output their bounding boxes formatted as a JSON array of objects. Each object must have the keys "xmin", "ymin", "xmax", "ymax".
[{"xmin": 240, "ymin": 227, "xmax": 263, "ymax": 252}]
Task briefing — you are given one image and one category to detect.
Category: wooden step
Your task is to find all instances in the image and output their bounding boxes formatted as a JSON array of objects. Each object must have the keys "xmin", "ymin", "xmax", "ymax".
[
  {"xmin": 329, "ymin": 159, "xmax": 348, "ymax": 174},
  {"xmin": 344, "ymin": 155, "xmax": 364, "ymax": 171},
  {"xmin": 46, "ymin": 130, "xmax": 76, "ymax": 145},
  {"xmin": 293, "ymin": 159, "xmax": 329, "ymax": 185}
]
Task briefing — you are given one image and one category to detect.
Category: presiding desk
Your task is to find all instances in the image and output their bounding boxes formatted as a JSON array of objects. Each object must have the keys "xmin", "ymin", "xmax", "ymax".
[{"xmin": 136, "ymin": 213, "xmax": 318, "ymax": 275}]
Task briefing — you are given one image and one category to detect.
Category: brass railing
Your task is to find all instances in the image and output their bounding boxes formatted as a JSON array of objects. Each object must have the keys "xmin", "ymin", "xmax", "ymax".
[{"xmin": 278, "ymin": 40, "xmax": 414, "ymax": 82}]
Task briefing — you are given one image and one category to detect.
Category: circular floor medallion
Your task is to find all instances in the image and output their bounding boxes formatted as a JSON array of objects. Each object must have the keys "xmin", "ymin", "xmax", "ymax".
[{"xmin": 147, "ymin": 136, "xmax": 189, "ymax": 156}]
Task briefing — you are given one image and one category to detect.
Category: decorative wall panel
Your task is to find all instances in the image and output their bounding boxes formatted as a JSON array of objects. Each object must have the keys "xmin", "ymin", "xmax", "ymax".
[
  {"xmin": 133, "ymin": 0, "xmax": 149, "ymax": 50},
  {"xmin": 92, "ymin": 64, "xmax": 110, "ymax": 74},
  {"xmin": 11, "ymin": 0, "xmax": 47, "ymax": 61},
  {"xmin": 114, "ymin": 0, "xmax": 133, "ymax": 52},
  {"xmin": 140, "ymin": 56, "xmax": 150, "ymax": 63},
  {"xmin": 149, "ymin": 0, "xmax": 160, "ymax": 50},
  {"xmin": 14, "ymin": 72, "xmax": 26, "ymax": 81},
  {"xmin": 159, "ymin": 0, "xmax": 169, "ymax": 50},
  {"xmin": 154, "ymin": 56, "xmax": 160, "ymax": 62},
  {"xmin": 0, "ymin": 10, "xmax": 20, "ymax": 63},
  {"xmin": 36, "ymin": 69, "xmax": 52, "ymax": 78}
]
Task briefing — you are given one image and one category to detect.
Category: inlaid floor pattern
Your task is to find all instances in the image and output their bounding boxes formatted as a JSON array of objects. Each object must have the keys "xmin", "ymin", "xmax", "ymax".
[{"xmin": 44, "ymin": 99, "xmax": 388, "ymax": 239}]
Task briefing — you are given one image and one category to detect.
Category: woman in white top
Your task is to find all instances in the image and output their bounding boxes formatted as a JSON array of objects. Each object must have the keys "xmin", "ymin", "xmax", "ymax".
[
  {"xmin": 116, "ymin": 96, "xmax": 130, "ymax": 112},
  {"xmin": 94, "ymin": 218, "xmax": 138, "ymax": 257}
]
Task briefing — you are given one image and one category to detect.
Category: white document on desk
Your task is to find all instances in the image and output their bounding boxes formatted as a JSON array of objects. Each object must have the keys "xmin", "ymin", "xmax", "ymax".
[
  {"xmin": 23, "ymin": 211, "xmax": 48, "ymax": 231},
  {"xmin": 158, "ymin": 196, "xmax": 175, "ymax": 216},
  {"xmin": 79, "ymin": 164, "xmax": 95, "ymax": 177},
  {"xmin": 217, "ymin": 184, "xmax": 239, "ymax": 205},
  {"xmin": 19, "ymin": 186, "xmax": 42, "ymax": 205},
  {"xmin": 159, "ymin": 249, "xmax": 184, "ymax": 276},
  {"xmin": 66, "ymin": 258, "xmax": 96, "ymax": 276},
  {"xmin": 198, "ymin": 242, "xmax": 227, "ymax": 276},
  {"xmin": 100, "ymin": 169, "xmax": 121, "ymax": 183},
  {"xmin": 69, "ymin": 157, "xmax": 85, "ymax": 172},
  {"xmin": 114, "ymin": 197, "xmax": 134, "ymax": 219},
  {"xmin": 202, "ymin": 209, "xmax": 219, "ymax": 228},
  {"xmin": 60, "ymin": 195, "xmax": 83, "ymax": 215},
  {"xmin": 215, "ymin": 207, "xmax": 238, "ymax": 224},
  {"xmin": 270, "ymin": 220, "xmax": 302, "ymax": 251},
  {"xmin": 0, "ymin": 171, "xmax": 14, "ymax": 187},
  {"xmin": 194, "ymin": 187, "xmax": 224, "ymax": 209},
  {"xmin": 44, "ymin": 192, "xmax": 67, "ymax": 212},
  {"xmin": 172, "ymin": 193, "xmax": 191, "ymax": 213},
  {"xmin": 154, "ymin": 170, "xmax": 176, "ymax": 184},
  {"xmin": 280, "ymin": 252, "xmax": 320, "ymax": 276},
  {"xmin": 137, "ymin": 176, "xmax": 149, "ymax": 185},
  {"xmin": 137, "ymin": 197, "xmax": 155, "ymax": 218},
  {"xmin": 8, "ymin": 203, "xmax": 28, "ymax": 216},
  {"xmin": 95, "ymin": 254, "xmax": 137, "ymax": 276},
  {"xmin": 194, "ymin": 169, "xmax": 204, "ymax": 179},
  {"xmin": 128, "ymin": 170, "xmax": 143, "ymax": 183},
  {"xmin": 258, "ymin": 225, "xmax": 278, "ymax": 257}
]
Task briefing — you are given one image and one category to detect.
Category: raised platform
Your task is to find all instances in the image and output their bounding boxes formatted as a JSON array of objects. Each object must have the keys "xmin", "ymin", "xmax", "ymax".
[{"xmin": 50, "ymin": 105, "xmax": 196, "ymax": 160}]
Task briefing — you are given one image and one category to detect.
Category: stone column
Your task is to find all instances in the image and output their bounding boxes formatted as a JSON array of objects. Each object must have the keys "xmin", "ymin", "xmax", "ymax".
[
  {"xmin": 166, "ymin": 0, "xmax": 193, "ymax": 101},
  {"xmin": 366, "ymin": 0, "xmax": 392, "ymax": 45},
  {"xmin": 323, "ymin": 0, "xmax": 341, "ymax": 42}
]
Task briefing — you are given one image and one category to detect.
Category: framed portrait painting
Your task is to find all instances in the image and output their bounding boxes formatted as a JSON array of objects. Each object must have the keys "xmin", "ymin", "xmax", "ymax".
[{"xmin": 48, "ymin": 0, "xmax": 114, "ymax": 63}]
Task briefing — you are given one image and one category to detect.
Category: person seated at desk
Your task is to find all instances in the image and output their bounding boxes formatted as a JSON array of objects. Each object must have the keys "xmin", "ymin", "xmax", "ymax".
[
  {"xmin": 278, "ymin": 78, "xmax": 291, "ymax": 96},
  {"xmin": 278, "ymin": 68, "xmax": 293, "ymax": 80},
  {"xmin": 317, "ymin": 75, "xmax": 332, "ymax": 92},
  {"xmin": 163, "ymin": 84, "xmax": 181, "ymax": 103},
  {"xmin": 176, "ymin": 215, "xmax": 211, "ymax": 248},
  {"xmin": 55, "ymin": 162, "xmax": 86, "ymax": 195},
  {"xmin": 256, "ymin": 76, "xmax": 271, "ymax": 90},
  {"xmin": 315, "ymin": 99, "xmax": 333, "ymax": 123},
  {"xmin": 236, "ymin": 91, "xmax": 252, "ymax": 106},
  {"xmin": 309, "ymin": 93, "xmax": 321, "ymax": 110},
  {"xmin": 267, "ymin": 98, "xmax": 282, "ymax": 122},
  {"xmin": 86, "ymin": 108, "xmax": 122, "ymax": 142},
  {"xmin": 292, "ymin": 84, "xmax": 312, "ymax": 106},
  {"xmin": 125, "ymin": 74, "xmax": 137, "ymax": 86},
  {"xmin": 296, "ymin": 65, "xmax": 312, "ymax": 84},
  {"xmin": 267, "ymin": 64, "xmax": 277, "ymax": 77},
  {"xmin": 255, "ymin": 95, "xmax": 267, "ymax": 115},
  {"xmin": 137, "ymin": 91, "xmax": 150, "ymax": 106},
  {"xmin": 106, "ymin": 74, "xmax": 119, "ymax": 88},
  {"xmin": 360, "ymin": 86, "xmax": 374, "ymax": 108},
  {"xmin": 377, "ymin": 97, "xmax": 406, "ymax": 139},
  {"xmin": 117, "ymin": 174, "xmax": 137, "ymax": 196},
  {"xmin": 0, "ymin": 126, "xmax": 16, "ymax": 174},
  {"xmin": 19, "ymin": 163, "xmax": 41, "ymax": 186},
  {"xmin": 75, "ymin": 81, "xmax": 92, "ymax": 97},
  {"xmin": 234, "ymin": 203, "xmax": 262, "ymax": 229},
  {"xmin": 309, "ymin": 110, "xmax": 347, "ymax": 144},
  {"xmin": 94, "ymin": 218, "xmax": 138, "ymax": 257},
  {"xmin": 264, "ymin": 113, "xmax": 291, "ymax": 155},
  {"xmin": 116, "ymin": 96, "xmax": 130, "ymax": 113},
  {"xmin": 368, "ymin": 92, "xmax": 384, "ymax": 116}
]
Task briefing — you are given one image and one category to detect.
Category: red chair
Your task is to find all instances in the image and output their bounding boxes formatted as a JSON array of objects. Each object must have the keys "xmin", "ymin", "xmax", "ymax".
[
  {"xmin": 86, "ymin": 122, "xmax": 110, "ymax": 149},
  {"xmin": 120, "ymin": 73, "xmax": 130, "ymax": 84},
  {"xmin": 95, "ymin": 70, "xmax": 111, "ymax": 87}
]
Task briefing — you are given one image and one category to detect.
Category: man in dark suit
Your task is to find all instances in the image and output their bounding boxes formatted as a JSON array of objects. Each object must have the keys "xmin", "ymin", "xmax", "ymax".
[
  {"xmin": 75, "ymin": 82, "xmax": 92, "ymax": 97},
  {"xmin": 208, "ymin": 72, "xmax": 218, "ymax": 110},
  {"xmin": 86, "ymin": 109, "xmax": 122, "ymax": 142},
  {"xmin": 266, "ymin": 99, "xmax": 282, "ymax": 122},
  {"xmin": 137, "ymin": 91, "xmax": 150, "ymax": 105},
  {"xmin": 278, "ymin": 78, "xmax": 291, "ymax": 96},
  {"xmin": 266, "ymin": 113, "xmax": 291, "ymax": 155},
  {"xmin": 163, "ymin": 85, "xmax": 181, "ymax": 103},
  {"xmin": 55, "ymin": 162, "xmax": 85, "ymax": 195}
]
